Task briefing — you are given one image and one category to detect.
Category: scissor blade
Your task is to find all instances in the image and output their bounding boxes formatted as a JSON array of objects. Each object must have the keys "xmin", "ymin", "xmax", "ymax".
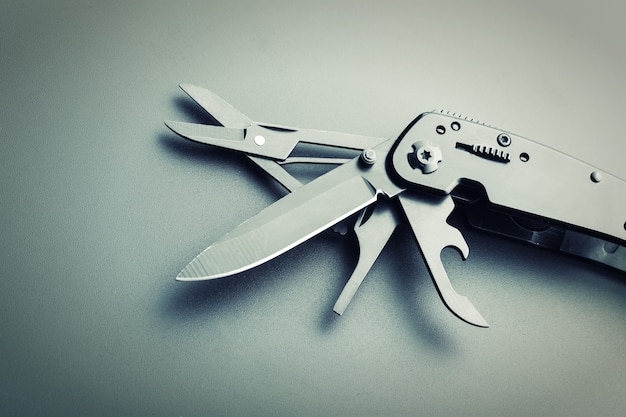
[
  {"xmin": 165, "ymin": 120, "xmax": 244, "ymax": 142},
  {"xmin": 166, "ymin": 121, "xmax": 300, "ymax": 159},
  {"xmin": 177, "ymin": 161, "xmax": 379, "ymax": 280},
  {"xmin": 179, "ymin": 84, "xmax": 252, "ymax": 129}
]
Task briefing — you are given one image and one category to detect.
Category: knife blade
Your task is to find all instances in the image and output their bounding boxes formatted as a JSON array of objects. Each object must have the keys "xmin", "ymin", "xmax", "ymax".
[{"xmin": 177, "ymin": 159, "xmax": 381, "ymax": 280}]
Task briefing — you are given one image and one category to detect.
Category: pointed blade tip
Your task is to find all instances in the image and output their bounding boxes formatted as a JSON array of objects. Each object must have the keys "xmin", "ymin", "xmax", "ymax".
[
  {"xmin": 176, "ymin": 273, "xmax": 214, "ymax": 282},
  {"xmin": 176, "ymin": 264, "xmax": 206, "ymax": 281},
  {"xmin": 176, "ymin": 272, "xmax": 199, "ymax": 281},
  {"xmin": 178, "ymin": 83, "xmax": 196, "ymax": 94},
  {"xmin": 164, "ymin": 120, "xmax": 182, "ymax": 132},
  {"xmin": 164, "ymin": 120, "xmax": 183, "ymax": 137},
  {"xmin": 176, "ymin": 264, "xmax": 233, "ymax": 281}
]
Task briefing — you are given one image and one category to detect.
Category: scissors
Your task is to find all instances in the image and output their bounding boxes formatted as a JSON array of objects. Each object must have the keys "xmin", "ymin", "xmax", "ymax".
[{"xmin": 166, "ymin": 84, "xmax": 626, "ymax": 328}]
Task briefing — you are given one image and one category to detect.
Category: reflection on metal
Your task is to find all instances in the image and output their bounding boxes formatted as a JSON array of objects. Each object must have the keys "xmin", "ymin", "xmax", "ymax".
[{"xmin": 167, "ymin": 85, "xmax": 626, "ymax": 329}]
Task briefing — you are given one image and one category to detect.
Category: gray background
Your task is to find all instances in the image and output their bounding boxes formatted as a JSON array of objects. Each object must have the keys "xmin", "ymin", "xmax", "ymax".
[{"xmin": 1, "ymin": 1, "xmax": 625, "ymax": 416}]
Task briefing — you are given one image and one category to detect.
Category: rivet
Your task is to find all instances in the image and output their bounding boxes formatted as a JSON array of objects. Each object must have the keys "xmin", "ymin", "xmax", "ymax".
[
  {"xmin": 590, "ymin": 171, "xmax": 602, "ymax": 183},
  {"xmin": 254, "ymin": 135, "xmax": 265, "ymax": 146},
  {"xmin": 497, "ymin": 133, "xmax": 511, "ymax": 147}
]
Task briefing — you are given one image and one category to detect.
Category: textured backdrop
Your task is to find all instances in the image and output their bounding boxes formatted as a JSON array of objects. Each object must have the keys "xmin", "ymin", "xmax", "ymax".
[{"xmin": 1, "ymin": 1, "xmax": 625, "ymax": 416}]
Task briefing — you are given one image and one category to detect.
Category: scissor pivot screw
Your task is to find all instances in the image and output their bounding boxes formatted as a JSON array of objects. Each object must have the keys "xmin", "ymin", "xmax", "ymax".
[
  {"xmin": 360, "ymin": 149, "xmax": 377, "ymax": 166},
  {"xmin": 408, "ymin": 141, "xmax": 442, "ymax": 174}
]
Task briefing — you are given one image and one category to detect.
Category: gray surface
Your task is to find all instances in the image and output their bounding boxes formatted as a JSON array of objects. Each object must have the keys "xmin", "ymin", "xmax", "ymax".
[{"xmin": 1, "ymin": 1, "xmax": 625, "ymax": 416}]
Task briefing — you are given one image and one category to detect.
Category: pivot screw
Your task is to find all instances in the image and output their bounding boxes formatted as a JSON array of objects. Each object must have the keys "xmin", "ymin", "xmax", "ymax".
[
  {"xmin": 408, "ymin": 140, "xmax": 442, "ymax": 174},
  {"xmin": 497, "ymin": 133, "xmax": 511, "ymax": 147},
  {"xmin": 360, "ymin": 149, "xmax": 377, "ymax": 166}
]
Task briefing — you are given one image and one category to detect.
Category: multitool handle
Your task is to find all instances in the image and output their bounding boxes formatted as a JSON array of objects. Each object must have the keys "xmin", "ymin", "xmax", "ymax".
[{"xmin": 390, "ymin": 111, "xmax": 626, "ymax": 246}]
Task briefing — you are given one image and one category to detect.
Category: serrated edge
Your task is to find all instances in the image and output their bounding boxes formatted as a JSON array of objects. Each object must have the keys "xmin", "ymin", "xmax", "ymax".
[{"xmin": 434, "ymin": 109, "xmax": 495, "ymax": 129}]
